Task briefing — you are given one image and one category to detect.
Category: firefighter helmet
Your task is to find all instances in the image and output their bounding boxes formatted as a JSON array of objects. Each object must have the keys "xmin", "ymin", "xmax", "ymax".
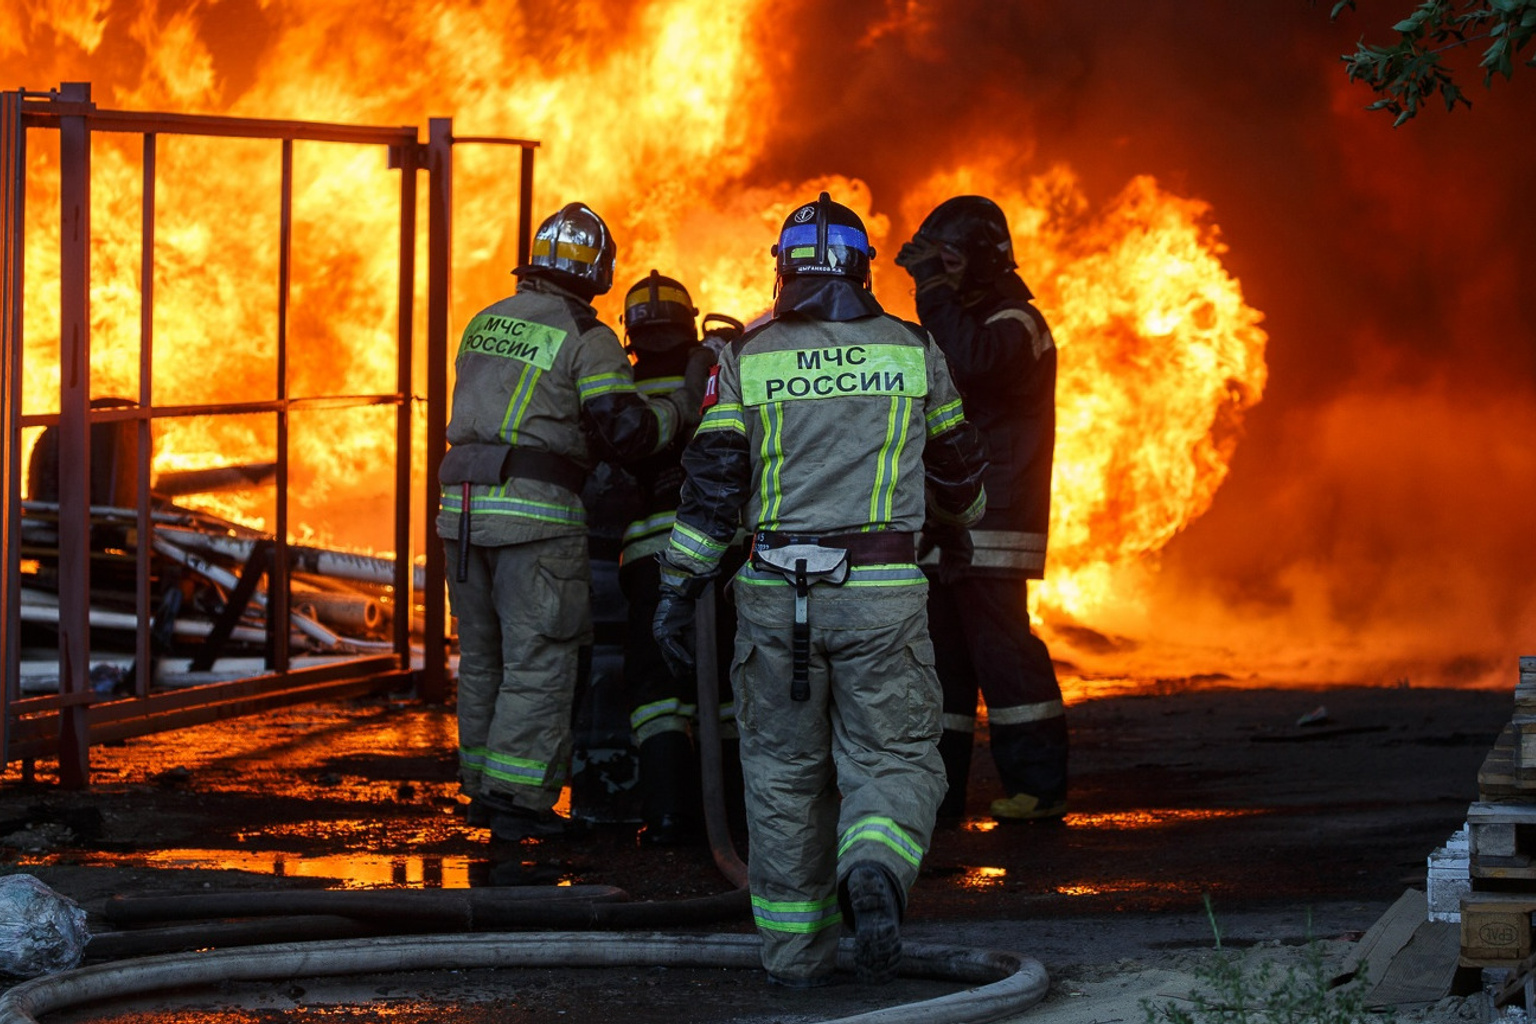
[
  {"xmin": 621, "ymin": 270, "xmax": 698, "ymax": 350},
  {"xmin": 914, "ymin": 195, "xmax": 1016, "ymax": 290},
  {"xmin": 772, "ymin": 192, "xmax": 875, "ymax": 289},
  {"xmin": 528, "ymin": 202, "xmax": 616, "ymax": 296}
]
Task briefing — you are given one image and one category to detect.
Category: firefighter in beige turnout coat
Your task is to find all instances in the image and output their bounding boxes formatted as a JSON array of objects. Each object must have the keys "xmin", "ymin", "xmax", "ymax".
[
  {"xmin": 652, "ymin": 194, "xmax": 988, "ymax": 987},
  {"xmin": 437, "ymin": 203, "xmax": 709, "ymax": 842}
]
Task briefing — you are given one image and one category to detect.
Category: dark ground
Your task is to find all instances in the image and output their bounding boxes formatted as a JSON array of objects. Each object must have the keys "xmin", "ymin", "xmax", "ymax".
[{"xmin": 0, "ymin": 681, "xmax": 1514, "ymax": 1021}]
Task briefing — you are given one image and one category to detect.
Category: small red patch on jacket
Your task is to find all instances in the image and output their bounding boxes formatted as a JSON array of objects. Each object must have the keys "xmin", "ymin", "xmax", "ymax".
[{"xmin": 700, "ymin": 365, "xmax": 720, "ymax": 413}]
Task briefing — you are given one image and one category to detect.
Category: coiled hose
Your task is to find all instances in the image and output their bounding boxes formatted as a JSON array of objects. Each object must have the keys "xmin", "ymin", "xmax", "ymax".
[
  {"xmin": 13, "ymin": 588, "xmax": 1049, "ymax": 1022},
  {"xmin": 0, "ymin": 933, "xmax": 1048, "ymax": 1024}
]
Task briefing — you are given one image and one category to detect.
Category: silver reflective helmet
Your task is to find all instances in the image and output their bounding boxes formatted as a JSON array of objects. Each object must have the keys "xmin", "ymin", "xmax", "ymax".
[{"xmin": 529, "ymin": 202, "xmax": 616, "ymax": 295}]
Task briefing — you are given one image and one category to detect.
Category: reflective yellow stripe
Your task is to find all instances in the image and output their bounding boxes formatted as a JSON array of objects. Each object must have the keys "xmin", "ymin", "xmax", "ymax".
[
  {"xmin": 532, "ymin": 237, "xmax": 601, "ymax": 264},
  {"xmin": 627, "ymin": 284, "xmax": 691, "ymax": 308},
  {"xmin": 750, "ymin": 895, "xmax": 842, "ymax": 934}
]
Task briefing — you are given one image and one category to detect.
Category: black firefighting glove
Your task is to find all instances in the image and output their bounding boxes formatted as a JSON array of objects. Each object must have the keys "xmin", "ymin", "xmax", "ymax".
[
  {"xmin": 896, "ymin": 236, "xmax": 966, "ymax": 294},
  {"xmin": 653, "ymin": 555, "xmax": 711, "ymax": 681},
  {"xmin": 917, "ymin": 521, "xmax": 974, "ymax": 585}
]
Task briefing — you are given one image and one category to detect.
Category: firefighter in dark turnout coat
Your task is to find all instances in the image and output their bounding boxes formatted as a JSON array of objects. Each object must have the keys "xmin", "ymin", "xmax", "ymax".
[
  {"xmin": 652, "ymin": 194, "xmax": 988, "ymax": 987},
  {"xmin": 616, "ymin": 270, "xmax": 746, "ymax": 846},
  {"xmin": 437, "ymin": 203, "xmax": 711, "ymax": 843},
  {"xmin": 897, "ymin": 194, "xmax": 1069, "ymax": 823}
]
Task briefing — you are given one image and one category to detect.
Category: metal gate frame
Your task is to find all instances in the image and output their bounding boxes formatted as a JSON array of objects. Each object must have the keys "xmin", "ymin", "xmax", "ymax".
[{"xmin": 1, "ymin": 83, "xmax": 537, "ymax": 787}]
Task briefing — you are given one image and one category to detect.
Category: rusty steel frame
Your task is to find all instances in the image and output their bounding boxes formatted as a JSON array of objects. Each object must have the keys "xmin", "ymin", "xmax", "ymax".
[{"xmin": 1, "ymin": 83, "xmax": 539, "ymax": 787}]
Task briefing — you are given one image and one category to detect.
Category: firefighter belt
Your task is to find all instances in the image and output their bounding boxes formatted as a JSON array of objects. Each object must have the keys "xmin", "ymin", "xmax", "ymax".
[{"xmin": 749, "ymin": 531, "xmax": 916, "ymax": 701}]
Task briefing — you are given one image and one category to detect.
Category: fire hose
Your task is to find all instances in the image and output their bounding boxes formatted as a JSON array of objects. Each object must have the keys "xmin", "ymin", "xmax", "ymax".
[
  {"xmin": 694, "ymin": 579, "xmax": 750, "ymax": 889},
  {"xmin": 0, "ymin": 934, "xmax": 1048, "ymax": 1024},
  {"xmin": 2, "ymin": 578, "xmax": 1049, "ymax": 1022}
]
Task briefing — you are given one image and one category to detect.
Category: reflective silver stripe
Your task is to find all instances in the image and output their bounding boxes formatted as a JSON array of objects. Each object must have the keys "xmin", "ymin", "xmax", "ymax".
[
  {"xmin": 636, "ymin": 375, "xmax": 684, "ymax": 396},
  {"xmin": 970, "ymin": 547, "xmax": 1045, "ymax": 572},
  {"xmin": 634, "ymin": 716, "xmax": 690, "ymax": 743},
  {"xmin": 836, "ymin": 815, "xmax": 925, "ymax": 867},
  {"xmin": 970, "ymin": 529, "xmax": 1048, "ymax": 552},
  {"xmin": 969, "ymin": 529, "xmax": 1047, "ymax": 572},
  {"xmin": 983, "ymin": 307, "xmax": 1056, "ymax": 360},
  {"xmin": 619, "ymin": 533, "xmax": 668, "ymax": 565},
  {"xmin": 734, "ymin": 563, "xmax": 926, "ymax": 588},
  {"xmin": 988, "ymin": 699, "xmax": 1066, "ymax": 726},
  {"xmin": 750, "ymin": 895, "xmax": 842, "ymax": 934},
  {"xmin": 942, "ymin": 712, "xmax": 976, "ymax": 733},
  {"xmin": 916, "ymin": 531, "xmax": 1045, "ymax": 572},
  {"xmin": 623, "ymin": 511, "xmax": 677, "ymax": 546}
]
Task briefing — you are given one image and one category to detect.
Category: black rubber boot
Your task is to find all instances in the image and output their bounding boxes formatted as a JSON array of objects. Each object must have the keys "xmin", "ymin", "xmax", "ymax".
[
  {"xmin": 638, "ymin": 731, "xmax": 701, "ymax": 846},
  {"xmin": 844, "ymin": 862, "xmax": 902, "ymax": 984},
  {"xmin": 476, "ymin": 791, "xmax": 576, "ymax": 842}
]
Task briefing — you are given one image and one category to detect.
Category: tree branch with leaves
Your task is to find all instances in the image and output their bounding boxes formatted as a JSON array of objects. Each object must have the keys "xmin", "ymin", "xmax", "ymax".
[{"xmin": 1331, "ymin": 0, "xmax": 1536, "ymax": 124}]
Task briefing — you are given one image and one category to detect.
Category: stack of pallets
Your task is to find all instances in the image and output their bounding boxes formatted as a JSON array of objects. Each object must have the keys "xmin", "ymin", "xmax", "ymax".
[{"xmin": 1459, "ymin": 657, "xmax": 1536, "ymax": 969}]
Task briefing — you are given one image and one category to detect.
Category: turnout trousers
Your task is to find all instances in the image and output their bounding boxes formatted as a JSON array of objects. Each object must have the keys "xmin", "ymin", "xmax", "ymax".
[
  {"xmin": 445, "ymin": 533, "xmax": 593, "ymax": 813},
  {"xmin": 731, "ymin": 573, "xmax": 946, "ymax": 982},
  {"xmin": 621, "ymin": 555, "xmax": 743, "ymax": 830},
  {"xmin": 927, "ymin": 574, "xmax": 1068, "ymax": 814}
]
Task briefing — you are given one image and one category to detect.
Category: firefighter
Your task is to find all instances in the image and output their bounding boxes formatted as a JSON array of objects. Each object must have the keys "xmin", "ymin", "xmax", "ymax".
[
  {"xmin": 616, "ymin": 270, "xmax": 747, "ymax": 846},
  {"xmin": 437, "ymin": 203, "xmax": 713, "ymax": 843},
  {"xmin": 652, "ymin": 193, "xmax": 988, "ymax": 987},
  {"xmin": 895, "ymin": 195, "xmax": 1069, "ymax": 824}
]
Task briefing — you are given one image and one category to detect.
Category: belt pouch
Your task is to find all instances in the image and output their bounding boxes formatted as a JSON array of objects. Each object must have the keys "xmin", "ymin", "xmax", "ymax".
[
  {"xmin": 751, "ymin": 544, "xmax": 849, "ymax": 701},
  {"xmin": 439, "ymin": 444, "xmax": 513, "ymax": 582}
]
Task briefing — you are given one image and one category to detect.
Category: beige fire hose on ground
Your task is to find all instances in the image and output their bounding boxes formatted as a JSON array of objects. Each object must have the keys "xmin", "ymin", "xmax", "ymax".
[
  {"xmin": 0, "ymin": 579, "xmax": 1049, "ymax": 1023},
  {"xmin": 0, "ymin": 933, "xmax": 1048, "ymax": 1024}
]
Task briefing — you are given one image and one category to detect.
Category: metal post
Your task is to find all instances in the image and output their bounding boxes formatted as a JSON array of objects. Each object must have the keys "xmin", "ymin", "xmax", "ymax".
[
  {"xmin": 56, "ymin": 82, "xmax": 93, "ymax": 788},
  {"xmin": 134, "ymin": 133, "xmax": 155, "ymax": 698},
  {"xmin": 271, "ymin": 138, "xmax": 293, "ymax": 673},
  {"xmin": 517, "ymin": 145, "xmax": 535, "ymax": 268},
  {"xmin": 420, "ymin": 117, "xmax": 452, "ymax": 704},
  {"xmin": 394, "ymin": 136, "xmax": 418, "ymax": 664},
  {"xmin": 1, "ymin": 90, "xmax": 26, "ymax": 769}
]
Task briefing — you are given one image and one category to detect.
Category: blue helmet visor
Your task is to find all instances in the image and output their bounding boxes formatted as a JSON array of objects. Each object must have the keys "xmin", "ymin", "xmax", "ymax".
[{"xmin": 778, "ymin": 222, "xmax": 870, "ymax": 261}]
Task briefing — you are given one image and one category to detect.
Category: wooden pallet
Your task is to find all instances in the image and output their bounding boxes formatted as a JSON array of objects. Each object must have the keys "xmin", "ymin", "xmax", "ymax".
[
  {"xmin": 1516, "ymin": 656, "xmax": 1536, "ymax": 713},
  {"xmin": 1479, "ymin": 725, "xmax": 1536, "ymax": 801},
  {"xmin": 1458, "ymin": 657, "xmax": 1536, "ymax": 967},
  {"xmin": 1468, "ymin": 802, "xmax": 1536, "ymax": 880},
  {"xmin": 1461, "ymin": 892, "xmax": 1536, "ymax": 966}
]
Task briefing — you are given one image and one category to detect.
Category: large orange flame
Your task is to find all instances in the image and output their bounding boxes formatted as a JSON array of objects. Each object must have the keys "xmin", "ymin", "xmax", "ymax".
[{"xmin": 8, "ymin": 0, "xmax": 1267, "ymax": 654}]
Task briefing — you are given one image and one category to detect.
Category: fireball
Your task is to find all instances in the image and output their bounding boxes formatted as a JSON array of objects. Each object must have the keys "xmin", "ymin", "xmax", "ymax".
[{"xmin": 8, "ymin": 0, "xmax": 1267, "ymax": 642}]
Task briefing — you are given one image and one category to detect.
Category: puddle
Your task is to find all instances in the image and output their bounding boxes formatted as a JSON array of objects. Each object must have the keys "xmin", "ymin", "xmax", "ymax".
[
  {"xmin": 957, "ymin": 865, "xmax": 1008, "ymax": 889},
  {"xmin": 1061, "ymin": 807, "xmax": 1266, "ymax": 829},
  {"xmin": 1053, "ymin": 879, "xmax": 1201, "ymax": 897},
  {"xmin": 16, "ymin": 847, "xmax": 583, "ymax": 889}
]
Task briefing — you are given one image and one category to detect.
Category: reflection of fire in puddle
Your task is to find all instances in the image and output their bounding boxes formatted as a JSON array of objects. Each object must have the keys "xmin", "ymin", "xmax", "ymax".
[
  {"xmin": 957, "ymin": 866, "xmax": 1008, "ymax": 890},
  {"xmin": 15, "ymin": 848, "xmax": 577, "ymax": 889},
  {"xmin": 1054, "ymin": 880, "xmax": 1202, "ymax": 897},
  {"xmin": 955, "ymin": 807, "xmax": 1260, "ymax": 835},
  {"xmin": 958, "ymin": 818, "xmax": 1001, "ymax": 833},
  {"xmin": 1063, "ymin": 808, "xmax": 1266, "ymax": 829}
]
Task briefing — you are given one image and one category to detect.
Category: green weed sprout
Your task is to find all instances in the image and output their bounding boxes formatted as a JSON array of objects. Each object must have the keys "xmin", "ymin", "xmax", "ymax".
[{"xmin": 1141, "ymin": 895, "xmax": 1396, "ymax": 1024}]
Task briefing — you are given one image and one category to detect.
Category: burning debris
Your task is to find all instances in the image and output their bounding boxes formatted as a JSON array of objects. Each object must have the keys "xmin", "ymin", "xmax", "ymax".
[{"xmin": 18, "ymin": 437, "xmax": 409, "ymax": 693}]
